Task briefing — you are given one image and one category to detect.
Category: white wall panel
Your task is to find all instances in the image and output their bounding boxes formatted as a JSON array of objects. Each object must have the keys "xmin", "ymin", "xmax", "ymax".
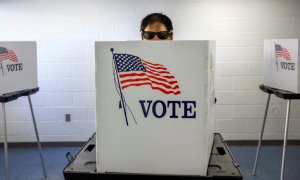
[{"xmin": 0, "ymin": 0, "xmax": 299, "ymax": 141}]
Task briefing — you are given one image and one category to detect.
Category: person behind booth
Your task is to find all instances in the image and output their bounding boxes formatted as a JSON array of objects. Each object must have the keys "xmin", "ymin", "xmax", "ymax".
[
  {"xmin": 140, "ymin": 13, "xmax": 173, "ymax": 41},
  {"xmin": 140, "ymin": 13, "xmax": 217, "ymax": 104}
]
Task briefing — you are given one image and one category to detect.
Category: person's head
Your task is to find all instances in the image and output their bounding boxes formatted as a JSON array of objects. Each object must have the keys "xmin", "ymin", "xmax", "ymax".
[{"xmin": 140, "ymin": 13, "xmax": 173, "ymax": 41}]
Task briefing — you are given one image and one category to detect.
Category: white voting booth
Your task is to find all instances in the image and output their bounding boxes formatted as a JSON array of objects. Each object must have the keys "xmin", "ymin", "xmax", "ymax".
[
  {"xmin": 254, "ymin": 39, "xmax": 300, "ymax": 180},
  {"xmin": 263, "ymin": 39, "xmax": 299, "ymax": 93},
  {"xmin": 95, "ymin": 41, "xmax": 216, "ymax": 176},
  {"xmin": 0, "ymin": 42, "xmax": 38, "ymax": 95},
  {"xmin": 0, "ymin": 42, "xmax": 46, "ymax": 180}
]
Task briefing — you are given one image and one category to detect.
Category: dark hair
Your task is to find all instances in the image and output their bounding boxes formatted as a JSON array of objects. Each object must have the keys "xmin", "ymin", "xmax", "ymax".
[{"xmin": 140, "ymin": 13, "xmax": 173, "ymax": 32}]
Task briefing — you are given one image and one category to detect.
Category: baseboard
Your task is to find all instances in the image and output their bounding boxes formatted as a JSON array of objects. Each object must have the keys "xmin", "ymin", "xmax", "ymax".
[
  {"xmin": 226, "ymin": 140, "xmax": 300, "ymax": 146},
  {"xmin": 0, "ymin": 142, "xmax": 85, "ymax": 148},
  {"xmin": 1, "ymin": 140, "xmax": 300, "ymax": 148}
]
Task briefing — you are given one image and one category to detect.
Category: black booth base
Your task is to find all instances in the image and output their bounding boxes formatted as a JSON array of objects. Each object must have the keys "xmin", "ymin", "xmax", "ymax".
[
  {"xmin": 259, "ymin": 84, "xmax": 300, "ymax": 99},
  {"xmin": 63, "ymin": 133, "xmax": 243, "ymax": 180},
  {"xmin": 0, "ymin": 87, "xmax": 39, "ymax": 103}
]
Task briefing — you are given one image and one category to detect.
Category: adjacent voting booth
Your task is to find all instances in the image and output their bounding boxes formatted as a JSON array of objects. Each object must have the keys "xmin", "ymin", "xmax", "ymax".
[
  {"xmin": 263, "ymin": 39, "xmax": 299, "ymax": 93},
  {"xmin": 0, "ymin": 42, "xmax": 46, "ymax": 180},
  {"xmin": 95, "ymin": 41, "xmax": 216, "ymax": 176},
  {"xmin": 0, "ymin": 42, "xmax": 38, "ymax": 95},
  {"xmin": 254, "ymin": 39, "xmax": 300, "ymax": 180}
]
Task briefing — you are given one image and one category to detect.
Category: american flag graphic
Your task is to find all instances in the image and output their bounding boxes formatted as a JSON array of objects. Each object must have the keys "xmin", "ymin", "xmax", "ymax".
[
  {"xmin": 114, "ymin": 53, "xmax": 181, "ymax": 95},
  {"xmin": 0, "ymin": 47, "xmax": 18, "ymax": 62},
  {"xmin": 275, "ymin": 44, "xmax": 291, "ymax": 60}
]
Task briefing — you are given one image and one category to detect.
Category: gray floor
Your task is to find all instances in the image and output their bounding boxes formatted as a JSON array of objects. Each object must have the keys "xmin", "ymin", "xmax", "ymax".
[
  {"xmin": 0, "ymin": 145, "xmax": 300, "ymax": 180},
  {"xmin": 231, "ymin": 146, "xmax": 300, "ymax": 180},
  {"xmin": 0, "ymin": 147, "xmax": 79, "ymax": 180}
]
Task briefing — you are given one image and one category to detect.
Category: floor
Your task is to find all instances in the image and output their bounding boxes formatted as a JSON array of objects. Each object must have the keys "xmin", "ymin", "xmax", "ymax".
[
  {"xmin": 0, "ymin": 145, "xmax": 300, "ymax": 180},
  {"xmin": 231, "ymin": 146, "xmax": 300, "ymax": 180}
]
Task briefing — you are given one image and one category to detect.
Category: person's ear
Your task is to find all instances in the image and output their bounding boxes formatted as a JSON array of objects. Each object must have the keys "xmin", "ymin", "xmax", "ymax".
[
  {"xmin": 141, "ymin": 33, "xmax": 145, "ymax": 40},
  {"xmin": 170, "ymin": 32, "xmax": 173, "ymax": 40}
]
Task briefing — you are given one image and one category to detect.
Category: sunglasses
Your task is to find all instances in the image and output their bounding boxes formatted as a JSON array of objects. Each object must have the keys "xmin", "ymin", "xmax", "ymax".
[{"xmin": 141, "ymin": 31, "xmax": 172, "ymax": 40}]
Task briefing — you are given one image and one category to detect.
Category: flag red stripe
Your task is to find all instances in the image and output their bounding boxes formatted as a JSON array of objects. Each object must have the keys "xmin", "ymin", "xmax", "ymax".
[
  {"xmin": 146, "ymin": 67, "xmax": 171, "ymax": 74},
  {"xmin": 119, "ymin": 72, "xmax": 175, "ymax": 80},
  {"xmin": 142, "ymin": 60, "xmax": 164, "ymax": 67},
  {"xmin": 276, "ymin": 55, "xmax": 290, "ymax": 58},
  {"xmin": 121, "ymin": 76, "xmax": 179, "ymax": 85},
  {"xmin": 7, "ymin": 55, "xmax": 17, "ymax": 59},
  {"xmin": 146, "ymin": 74, "xmax": 178, "ymax": 84},
  {"xmin": 276, "ymin": 52, "xmax": 290, "ymax": 56},
  {"xmin": 0, "ymin": 55, "xmax": 17, "ymax": 62},
  {"xmin": 276, "ymin": 54, "xmax": 290, "ymax": 57},
  {"xmin": 143, "ymin": 64, "xmax": 167, "ymax": 71},
  {"xmin": 121, "ymin": 78, "xmax": 180, "ymax": 89},
  {"xmin": 276, "ymin": 55, "xmax": 291, "ymax": 60},
  {"xmin": 122, "ymin": 82, "xmax": 181, "ymax": 95},
  {"xmin": 121, "ymin": 78, "xmax": 180, "ymax": 90},
  {"xmin": 0, "ymin": 55, "xmax": 7, "ymax": 59},
  {"xmin": 276, "ymin": 52, "xmax": 290, "ymax": 55},
  {"xmin": 276, "ymin": 51, "xmax": 290, "ymax": 55},
  {"xmin": 146, "ymin": 71, "xmax": 175, "ymax": 79},
  {"xmin": 119, "ymin": 72, "xmax": 145, "ymax": 78},
  {"xmin": 145, "ymin": 65, "xmax": 170, "ymax": 73}
]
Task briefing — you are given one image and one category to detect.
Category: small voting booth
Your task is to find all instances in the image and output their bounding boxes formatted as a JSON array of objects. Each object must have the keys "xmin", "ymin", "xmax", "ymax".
[
  {"xmin": 0, "ymin": 42, "xmax": 46, "ymax": 180},
  {"xmin": 0, "ymin": 42, "xmax": 38, "ymax": 95},
  {"xmin": 254, "ymin": 39, "xmax": 300, "ymax": 180},
  {"xmin": 95, "ymin": 41, "xmax": 216, "ymax": 176},
  {"xmin": 263, "ymin": 39, "xmax": 299, "ymax": 93}
]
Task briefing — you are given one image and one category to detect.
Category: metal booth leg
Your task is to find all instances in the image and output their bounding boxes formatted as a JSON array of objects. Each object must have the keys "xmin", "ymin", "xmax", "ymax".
[
  {"xmin": 253, "ymin": 93, "xmax": 271, "ymax": 176},
  {"xmin": 280, "ymin": 99, "xmax": 291, "ymax": 180},
  {"xmin": 2, "ymin": 103, "xmax": 10, "ymax": 180},
  {"xmin": 28, "ymin": 95, "xmax": 47, "ymax": 178}
]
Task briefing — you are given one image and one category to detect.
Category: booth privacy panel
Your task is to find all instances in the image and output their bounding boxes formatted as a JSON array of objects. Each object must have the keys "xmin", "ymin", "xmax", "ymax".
[
  {"xmin": 95, "ymin": 41, "xmax": 215, "ymax": 176},
  {"xmin": 263, "ymin": 39, "xmax": 299, "ymax": 93},
  {"xmin": 0, "ymin": 41, "xmax": 37, "ymax": 95}
]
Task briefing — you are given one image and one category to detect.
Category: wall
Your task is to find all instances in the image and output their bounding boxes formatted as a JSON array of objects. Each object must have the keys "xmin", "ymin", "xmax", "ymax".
[{"xmin": 0, "ymin": 0, "xmax": 300, "ymax": 142}]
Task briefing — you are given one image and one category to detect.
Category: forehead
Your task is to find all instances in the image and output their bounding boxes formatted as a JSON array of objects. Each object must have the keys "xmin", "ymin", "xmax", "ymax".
[{"xmin": 144, "ymin": 22, "xmax": 168, "ymax": 32}]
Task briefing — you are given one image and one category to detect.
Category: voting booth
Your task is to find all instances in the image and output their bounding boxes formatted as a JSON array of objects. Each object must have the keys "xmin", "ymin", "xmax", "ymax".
[
  {"xmin": 0, "ymin": 41, "xmax": 38, "ymax": 95},
  {"xmin": 0, "ymin": 41, "xmax": 46, "ymax": 180},
  {"xmin": 255, "ymin": 39, "xmax": 300, "ymax": 180},
  {"xmin": 95, "ymin": 41, "xmax": 216, "ymax": 176},
  {"xmin": 263, "ymin": 39, "xmax": 299, "ymax": 93}
]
